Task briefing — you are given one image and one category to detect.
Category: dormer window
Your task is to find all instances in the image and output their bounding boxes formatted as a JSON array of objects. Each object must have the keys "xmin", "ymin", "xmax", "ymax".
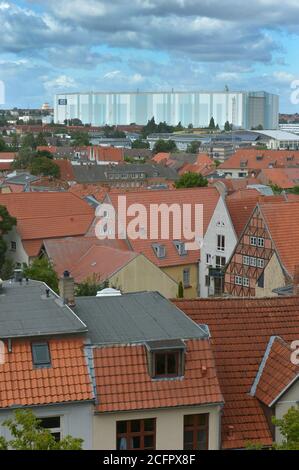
[
  {"xmin": 146, "ymin": 340, "xmax": 185, "ymax": 379},
  {"xmin": 152, "ymin": 244, "xmax": 166, "ymax": 259},
  {"xmin": 174, "ymin": 241, "xmax": 187, "ymax": 256}
]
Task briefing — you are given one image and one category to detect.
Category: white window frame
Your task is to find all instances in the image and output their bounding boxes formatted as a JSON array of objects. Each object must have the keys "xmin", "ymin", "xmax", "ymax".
[
  {"xmin": 235, "ymin": 276, "xmax": 242, "ymax": 286},
  {"xmin": 257, "ymin": 258, "xmax": 265, "ymax": 268},
  {"xmin": 250, "ymin": 257, "xmax": 257, "ymax": 267},
  {"xmin": 183, "ymin": 268, "xmax": 190, "ymax": 288},
  {"xmin": 217, "ymin": 235, "xmax": 225, "ymax": 252},
  {"xmin": 243, "ymin": 277, "xmax": 249, "ymax": 287},
  {"xmin": 39, "ymin": 416, "xmax": 62, "ymax": 441},
  {"xmin": 250, "ymin": 237, "xmax": 257, "ymax": 246},
  {"xmin": 243, "ymin": 256, "xmax": 250, "ymax": 265},
  {"xmin": 257, "ymin": 238, "xmax": 265, "ymax": 247}
]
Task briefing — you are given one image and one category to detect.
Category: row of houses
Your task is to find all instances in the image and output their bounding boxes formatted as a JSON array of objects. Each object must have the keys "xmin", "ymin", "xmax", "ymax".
[{"xmin": 0, "ymin": 278, "xmax": 298, "ymax": 449}]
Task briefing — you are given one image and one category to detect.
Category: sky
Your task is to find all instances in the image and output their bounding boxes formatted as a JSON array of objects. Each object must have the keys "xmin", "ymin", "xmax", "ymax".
[{"xmin": 1, "ymin": 0, "xmax": 299, "ymax": 112}]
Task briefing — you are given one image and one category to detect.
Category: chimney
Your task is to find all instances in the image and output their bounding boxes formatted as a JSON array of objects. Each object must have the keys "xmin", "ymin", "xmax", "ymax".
[
  {"xmin": 293, "ymin": 265, "xmax": 299, "ymax": 296},
  {"xmin": 59, "ymin": 270, "xmax": 75, "ymax": 306}
]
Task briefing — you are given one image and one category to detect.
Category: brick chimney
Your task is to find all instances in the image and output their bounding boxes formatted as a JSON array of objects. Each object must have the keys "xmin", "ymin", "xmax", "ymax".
[
  {"xmin": 59, "ymin": 270, "xmax": 75, "ymax": 307},
  {"xmin": 294, "ymin": 265, "xmax": 299, "ymax": 296}
]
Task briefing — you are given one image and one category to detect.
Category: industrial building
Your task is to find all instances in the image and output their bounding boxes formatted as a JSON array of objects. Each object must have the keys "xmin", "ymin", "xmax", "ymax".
[{"xmin": 54, "ymin": 90, "xmax": 279, "ymax": 129}]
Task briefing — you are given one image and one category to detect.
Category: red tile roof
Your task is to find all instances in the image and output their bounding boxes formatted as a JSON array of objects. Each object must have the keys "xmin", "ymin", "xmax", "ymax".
[
  {"xmin": 107, "ymin": 187, "xmax": 220, "ymax": 267},
  {"xmin": 260, "ymin": 200, "xmax": 299, "ymax": 277},
  {"xmin": 0, "ymin": 193, "xmax": 94, "ymax": 252},
  {"xmin": 152, "ymin": 153, "xmax": 171, "ymax": 165},
  {"xmin": 0, "ymin": 337, "xmax": 93, "ymax": 408},
  {"xmin": 220, "ymin": 149, "xmax": 299, "ymax": 171},
  {"xmin": 69, "ymin": 183, "xmax": 108, "ymax": 202},
  {"xmin": 93, "ymin": 146, "xmax": 124, "ymax": 163},
  {"xmin": 54, "ymin": 159, "xmax": 75, "ymax": 181},
  {"xmin": 252, "ymin": 336, "xmax": 299, "ymax": 407},
  {"xmin": 0, "ymin": 162, "xmax": 12, "ymax": 171},
  {"xmin": 259, "ymin": 168, "xmax": 299, "ymax": 189},
  {"xmin": 36, "ymin": 146, "xmax": 57, "ymax": 154},
  {"xmin": 226, "ymin": 194, "xmax": 287, "ymax": 238},
  {"xmin": 179, "ymin": 154, "xmax": 215, "ymax": 176},
  {"xmin": 0, "ymin": 152, "xmax": 17, "ymax": 161},
  {"xmin": 173, "ymin": 296, "xmax": 299, "ymax": 449},
  {"xmin": 93, "ymin": 339, "xmax": 223, "ymax": 413}
]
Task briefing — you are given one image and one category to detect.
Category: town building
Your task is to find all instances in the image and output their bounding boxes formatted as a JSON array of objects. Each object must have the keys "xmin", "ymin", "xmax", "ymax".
[
  {"xmin": 54, "ymin": 91, "xmax": 279, "ymax": 129},
  {"xmin": 174, "ymin": 296, "xmax": 299, "ymax": 449},
  {"xmin": 0, "ymin": 279, "xmax": 94, "ymax": 448}
]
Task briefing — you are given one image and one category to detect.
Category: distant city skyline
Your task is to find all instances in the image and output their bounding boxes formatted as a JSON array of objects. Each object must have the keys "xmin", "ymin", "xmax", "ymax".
[{"xmin": 1, "ymin": 1, "xmax": 299, "ymax": 113}]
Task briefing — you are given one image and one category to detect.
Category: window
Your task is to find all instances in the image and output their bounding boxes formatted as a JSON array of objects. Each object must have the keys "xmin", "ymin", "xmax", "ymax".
[
  {"xmin": 152, "ymin": 244, "xmax": 166, "ymax": 259},
  {"xmin": 257, "ymin": 238, "xmax": 265, "ymax": 247},
  {"xmin": 32, "ymin": 343, "xmax": 51, "ymax": 368},
  {"xmin": 206, "ymin": 254, "xmax": 211, "ymax": 264},
  {"xmin": 215, "ymin": 256, "xmax": 226, "ymax": 268},
  {"xmin": 243, "ymin": 277, "xmax": 249, "ymax": 287},
  {"xmin": 257, "ymin": 258, "xmax": 265, "ymax": 268},
  {"xmin": 174, "ymin": 241, "xmax": 187, "ymax": 256},
  {"xmin": 250, "ymin": 237, "xmax": 257, "ymax": 246},
  {"xmin": 117, "ymin": 419, "xmax": 156, "ymax": 450},
  {"xmin": 250, "ymin": 257, "xmax": 257, "ymax": 267},
  {"xmin": 184, "ymin": 414, "xmax": 209, "ymax": 450},
  {"xmin": 243, "ymin": 256, "xmax": 250, "ymax": 265},
  {"xmin": 183, "ymin": 268, "xmax": 190, "ymax": 288},
  {"xmin": 217, "ymin": 235, "xmax": 225, "ymax": 252},
  {"xmin": 205, "ymin": 275, "xmax": 210, "ymax": 287},
  {"xmin": 39, "ymin": 417, "xmax": 61, "ymax": 441},
  {"xmin": 258, "ymin": 272, "xmax": 264, "ymax": 288},
  {"xmin": 10, "ymin": 241, "xmax": 16, "ymax": 251},
  {"xmin": 235, "ymin": 276, "xmax": 242, "ymax": 286},
  {"xmin": 154, "ymin": 351, "xmax": 179, "ymax": 378}
]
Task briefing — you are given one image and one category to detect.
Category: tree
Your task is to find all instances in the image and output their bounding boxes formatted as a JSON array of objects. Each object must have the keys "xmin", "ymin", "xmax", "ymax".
[
  {"xmin": 30, "ymin": 157, "xmax": 60, "ymax": 178},
  {"xmin": 208, "ymin": 117, "xmax": 216, "ymax": 130},
  {"xmin": 75, "ymin": 274, "xmax": 108, "ymax": 297},
  {"xmin": 131, "ymin": 139, "xmax": 150, "ymax": 149},
  {"xmin": 175, "ymin": 172, "xmax": 208, "ymax": 189},
  {"xmin": 0, "ymin": 409, "xmax": 83, "ymax": 450},
  {"xmin": 187, "ymin": 141, "xmax": 201, "ymax": 154},
  {"xmin": 36, "ymin": 149, "xmax": 54, "ymax": 159},
  {"xmin": 12, "ymin": 147, "xmax": 34, "ymax": 169},
  {"xmin": 224, "ymin": 121, "xmax": 232, "ymax": 132},
  {"xmin": 270, "ymin": 183, "xmax": 283, "ymax": 195},
  {"xmin": 272, "ymin": 406, "xmax": 299, "ymax": 450},
  {"xmin": 23, "ymin": 258, "xmax": 59, "ymax": 292},
  {"xmin": 11, "ymin": 133, "xmax": 20, "ymax": 152},
  {"xmin": 0, "ymin": 258, "xmax": 15, "ymax": 280},
  {"xmin": 177, "ymin": 281, "xmax": 184, "ymax": 299},
  {"xmin": 153, "ymin": 139, "xmax": 177, "ymax": 154},
  {"xmin": 288, "ymin": 185, "xmax": 299, "ymax": 195},
  {"xmin": 0, "ymin": 136, "xmax": 7, "ymax": 151},
  {"xmin": 71, "ymin": 131, "xmax": 90, "ymax": 146},
  {"xmin": 22, "ymin": 133, "xmax": 36, "ymax": 149},
  {"xmin": 0, "ymin": 206, "xmax": 16, "ymax": 266},
  {"xmin": 35, "ymin": 132, "xmax": 47, "ymax": 147}
]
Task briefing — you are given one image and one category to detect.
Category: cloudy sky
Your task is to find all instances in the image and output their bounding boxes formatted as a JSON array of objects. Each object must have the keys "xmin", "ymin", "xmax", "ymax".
[{"xmin": 1, "ymin": 0, "xmax": 299, "ymax": 111}]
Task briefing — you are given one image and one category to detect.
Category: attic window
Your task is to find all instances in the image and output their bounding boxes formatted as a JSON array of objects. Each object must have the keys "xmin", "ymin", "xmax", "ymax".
[
  {"xmin": 256, "ymin": 155, "xmax": 263, "ymax": 161},
  {"xmin": 32, "ymin": 342, "xmax": 51, "ymax": 369},
  {"xmin": 174, "ymin": 241, "xmax": 187, "ymax": 256},
  {"xmin": 152, "ymin": 244, "xmax": 166, "ymax": 259},
  {"xmin": 146, "ymin": 340, "xmax": 185, "ymax": 379}
]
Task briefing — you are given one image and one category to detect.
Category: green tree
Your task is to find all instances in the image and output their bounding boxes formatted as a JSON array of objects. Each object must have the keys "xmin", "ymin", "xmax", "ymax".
[
  {"xmin": 71, "ymin": 131, "xmax": 90, "ymax": 146},
  {"xmin": 0, "ymin": 409, "xmax": 83, "ymax": 450},
  {"xmin": 11, "ymin": 133, "xmax": 20, "ymax": 152},
  {"xmin": 12, "ymin": 147, "xmax": 34, "ymax": 169},
  {"xmin": 270, "ymin": 183, "xmax": 283, "ymax": 195},
  {"xmin": 288, "ymin": 185, "xmax": 299, "ymax": 195},
  {"xmin": 131, "ymin": 139, "xmax": 150, "ymax": 149},
  {"xmin": 0, "ymin": 258, "xmax": 15, "ymax": 280},
  {"xmin": 208, "ymin": 117, "xmax": 216, "ymax": 130},
  {"xmin": 75, "ymin": 274, "xmax": 108, "ymax": 297},
  {"xmin": 177, "ymin": 281, "xmax": 184, "ymax": 299},
  {"xmin": 35, "ymin": 132, "xmax": 47, "ymax": 147},
  {"xmin": 23, "ymin": 258, "xmax": 59, "ymax": 292},
  {"xmin": 187, "ymin": 141, "xmax": 201, "ymax": 154},
  {"xmin": 22, "ymin": 133, "xmax": 36, "ymax": 149},
  {"xmin": 36, "ymin": 149, "xmax": 54, "ymax": 159},
  {"xmin": 224, "ymin": 121, "xmax": 232, "ymax": 132},
  {"xmin": 175, "ymin": 172, "xmax": 208, "ymax": 189},
  {"xmin": 0, "ymin": 206, "xmax": 16, "ymax": 266},
  {"xmin": 0, "ymin": 136, "xmax": 7, "ymax": 151},
  {"xmin": 30, "ymin": 157, "xmax": 60, "ymax": 178},
  {"xmin": 272, "ymin": 406, "xmax": 299, "ymax": 450},
  {"xmin": 153, "ymin": 139, "xmax": 177, "ymax": 154}
]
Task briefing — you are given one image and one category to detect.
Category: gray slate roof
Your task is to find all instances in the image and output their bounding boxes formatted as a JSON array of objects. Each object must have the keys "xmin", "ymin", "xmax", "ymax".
[
  {"xmin": 74, "ymin": 291, "xmax": 208, "ymax": 345},
  {"xmin": 0, "ymin": 280, "xmax": 87, "ymax": 339}
]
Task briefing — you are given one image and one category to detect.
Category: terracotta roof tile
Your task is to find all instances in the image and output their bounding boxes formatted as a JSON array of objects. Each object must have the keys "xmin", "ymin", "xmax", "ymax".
[
  {"xmin": 0, "ymin": 337, "xmax": 93, "ymax": 408},
  {"xmin": 93, "ymin": 339, "xmax": 223, "ymax": 413},
  {"xmin": 107, "ymin": 187, "xmax": 220, "ymax": 267},
  {"xmin": 219, "ymin": 149, "xmax": 299, "ymax": 171},
  {"xmin": 252, "ymin": 336, "xmax": 299, "ymax": 407},
  {"xmin": 173, "ymin": 296, "xmax": 299, "ymax": 449}
]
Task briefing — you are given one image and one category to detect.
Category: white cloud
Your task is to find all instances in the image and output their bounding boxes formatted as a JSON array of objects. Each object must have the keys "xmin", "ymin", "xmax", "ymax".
[{"xmin": 43, "ymin": 75, "xmax": 77, "ymax": 91}]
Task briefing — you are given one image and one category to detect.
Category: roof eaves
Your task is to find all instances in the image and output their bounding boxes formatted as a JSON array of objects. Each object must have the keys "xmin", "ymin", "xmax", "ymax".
[
  {"xmin": 268, "ymin": 374, "xmax": 299, "ymax": 407},
  {"xmin": 250, "ymin": 335, "xmax": 279, "ymax": 397}
]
